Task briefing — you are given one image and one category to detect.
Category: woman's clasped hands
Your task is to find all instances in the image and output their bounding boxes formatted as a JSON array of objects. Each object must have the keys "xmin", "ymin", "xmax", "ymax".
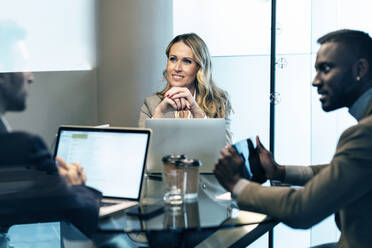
[{"xmin": 154, "ymin": 87, "xmax": 205, "ymax": 118}]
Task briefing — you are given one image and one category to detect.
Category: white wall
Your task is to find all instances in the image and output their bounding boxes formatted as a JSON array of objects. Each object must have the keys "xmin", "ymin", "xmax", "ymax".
[{"xmin": 98, "ymin": 0, "xmax": 173, "ymax": 127}]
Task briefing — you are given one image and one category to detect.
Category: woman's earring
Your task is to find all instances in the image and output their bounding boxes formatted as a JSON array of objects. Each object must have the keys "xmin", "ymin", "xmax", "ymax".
[{"xmin": 356, "ymin": 76, "xmax": 361, "ymax": 81}]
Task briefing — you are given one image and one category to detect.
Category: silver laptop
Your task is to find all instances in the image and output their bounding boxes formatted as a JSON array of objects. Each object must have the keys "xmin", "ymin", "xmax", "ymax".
[
  {"xmin": 145, "ymin": 118, "xmax": 226, "ymax": 173},
  {"xmin": 54, "ymin": 126, "xmax": 151, "ymax": 217}
]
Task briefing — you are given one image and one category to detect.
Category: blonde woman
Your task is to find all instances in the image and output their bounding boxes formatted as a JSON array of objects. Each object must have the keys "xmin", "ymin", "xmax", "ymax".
[{"xmin": 138, "ymin": 33, "xmax": 232, "ymax": 140}]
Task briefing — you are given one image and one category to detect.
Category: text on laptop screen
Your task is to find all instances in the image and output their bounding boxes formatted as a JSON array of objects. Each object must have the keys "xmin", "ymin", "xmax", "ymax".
[{"xmin": 56, "ymin": 130, "xmax": 148, "ymax": 199}]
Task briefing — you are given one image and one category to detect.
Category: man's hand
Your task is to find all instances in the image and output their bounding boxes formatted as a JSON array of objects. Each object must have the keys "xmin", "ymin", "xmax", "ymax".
[
  {"xmin": 248, "ymin": 138, "xmax": 267, "ymax": 183},
  {"xmin": 214, "ymin": 145, "xmax": 244, "ymax": 192},
  {"xmin": 56, "ymin": 156, "xmax": 87, "ymax": 186},
  {"xmin": 253, "ymin": 136, "xmax": 285, "ymax": 181}
]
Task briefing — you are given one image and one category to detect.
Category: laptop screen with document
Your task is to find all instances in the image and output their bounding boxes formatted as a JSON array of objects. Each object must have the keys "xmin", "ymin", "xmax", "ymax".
[{"xmin": 54, "ymin": 126, "xmax": 150, "ymax": 200}]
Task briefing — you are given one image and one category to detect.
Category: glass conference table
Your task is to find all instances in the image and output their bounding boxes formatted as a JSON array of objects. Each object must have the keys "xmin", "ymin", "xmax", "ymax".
[{"xmin": 98, "ymin": 175, "xmax": 278, "ymax": 247}]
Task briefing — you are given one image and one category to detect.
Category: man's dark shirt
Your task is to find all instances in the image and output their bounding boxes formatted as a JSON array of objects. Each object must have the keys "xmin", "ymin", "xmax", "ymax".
[{"xmin": 0, "ymin": 130, "xmax": 102, "ymax": 236}]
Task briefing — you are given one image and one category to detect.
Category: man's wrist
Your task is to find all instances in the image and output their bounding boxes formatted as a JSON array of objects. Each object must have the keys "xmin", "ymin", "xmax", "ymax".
[
  {"xmin": 272, "ymin": 164, "xmax": 286, "ymax": 181},
  {"xmin": 232, "ymin": 179, "xmax": 250, "ymax": 199}
]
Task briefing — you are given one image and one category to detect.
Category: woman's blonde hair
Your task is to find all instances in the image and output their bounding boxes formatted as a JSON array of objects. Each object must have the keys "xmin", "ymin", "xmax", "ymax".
[{"xmin": 157, "ymin": 33, "xmax": 231, "ymax": 118}]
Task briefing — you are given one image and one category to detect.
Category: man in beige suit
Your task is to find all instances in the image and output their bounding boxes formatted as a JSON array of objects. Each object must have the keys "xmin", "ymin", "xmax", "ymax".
[{"xmin": 214, "ymin": 29, "xmax": 372, "ymax": 248}]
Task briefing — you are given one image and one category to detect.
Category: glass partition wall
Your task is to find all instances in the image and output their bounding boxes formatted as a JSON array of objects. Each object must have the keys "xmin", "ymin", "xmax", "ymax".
[
  {"xmin": 0, "ymin": 0, "xmax": 96, "ymax": 72},
  {"xmin": 176, "ymin": 0, "xmax": 372, "ymax": 247}
]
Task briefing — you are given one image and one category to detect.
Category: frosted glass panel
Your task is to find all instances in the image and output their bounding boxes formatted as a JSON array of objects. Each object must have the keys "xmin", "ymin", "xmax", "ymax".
[
  {"xmin": 173, "ymin": 0, "xmax": 271, "ymax": 56},
  {"xmin": 212, "ymin": 55, "xmax": 270, "ymax": 145},
  {"xmin": 310, "ymin": 217, "xmax": 340, "ymax": 247},
  {"xmin": 276, "ymin": 0, "xmax": 311, "ymax": 54},
  {"xmin": 311, "ymin": 0, "xmax": 372, "ymax": 53},
  {"xmin": 337, "ymin": 0, "xmax": 372, "ymax": 32},
  {"xmin": 274, "ymin": 54, "xmax": 312, "ymax": 248},
  {"xmin": 0, "ymin": 0, "xmax": 96, "ymax": 72},
  {"xmin": 274, "ymin": 225, "xmax": 309, "ymax": 248},
  {"xmin": 275, "ymin": 54, "xmax": 311, "ymax": 165}
]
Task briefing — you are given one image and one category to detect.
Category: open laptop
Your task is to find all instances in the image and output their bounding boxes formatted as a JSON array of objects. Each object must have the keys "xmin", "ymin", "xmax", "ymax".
[
  {"xmin": 145, "ymin": 118, "xmax": 226, "ymax": 173},
  {"xmin": 54, "ymin": 126, "xmax": 151, "ymax": 217}
]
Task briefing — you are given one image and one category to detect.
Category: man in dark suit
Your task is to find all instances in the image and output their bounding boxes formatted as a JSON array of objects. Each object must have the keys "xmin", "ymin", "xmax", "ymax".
[
  {"xmin": 214, "ymin": 29, "xmax": 372, "ymax": 248},
  {"xmin": 0, "ymin": 72, "xmax": 101, "ymax": 240},
  {"xmin": 0, "ymin": 22, "xmax": 139, "ymax": 248}
]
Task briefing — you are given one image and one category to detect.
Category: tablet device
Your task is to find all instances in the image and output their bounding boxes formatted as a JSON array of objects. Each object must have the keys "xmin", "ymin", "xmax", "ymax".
[
  {"xmin": 232, "ymin": 137, "xmax": 267, "ymax": 183},
  {"xmin": 232, "ymin": 138, "xmax": 254, "ymax": 180}
]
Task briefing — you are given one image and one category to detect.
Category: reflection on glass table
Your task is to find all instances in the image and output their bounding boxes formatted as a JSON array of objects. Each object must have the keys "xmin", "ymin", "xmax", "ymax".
[{"xmin": 98, "ymin": 175, "xmax": 277, "ymax": 247}]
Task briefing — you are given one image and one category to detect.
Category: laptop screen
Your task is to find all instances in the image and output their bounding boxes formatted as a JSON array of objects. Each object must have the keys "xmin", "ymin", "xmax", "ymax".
[{"xmin": 54, "ymin": 127, "xmax": 150, "ymax": 199}]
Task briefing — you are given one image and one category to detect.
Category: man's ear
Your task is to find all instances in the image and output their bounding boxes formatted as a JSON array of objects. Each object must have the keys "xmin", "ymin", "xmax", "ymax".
[{"xmin": 353, "ymin": 58, "xmax": 369, "ymax": 81}]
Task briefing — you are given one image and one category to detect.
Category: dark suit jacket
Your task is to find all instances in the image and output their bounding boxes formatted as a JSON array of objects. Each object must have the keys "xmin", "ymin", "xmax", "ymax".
[
  {"xmin": 236, "ymin": 99, "xmax": 372, "ymax": 248},
  {"xmin": 0, "ymin": 131, "xmax": 102, "ymax": 236}
]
